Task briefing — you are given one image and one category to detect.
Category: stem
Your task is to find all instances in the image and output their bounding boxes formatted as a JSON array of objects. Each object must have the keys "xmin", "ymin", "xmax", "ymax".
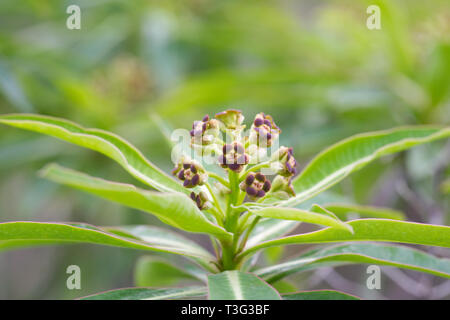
[
  {"xmin": 208, "ymin": 172, "xmax": 230, "ymax": 188},
  {"xmin": 205, "ymin": 182, "xmax": 225, "ymax": 219},
  {"xmin": 237, "ymin": 216, "xmax": 261, "ymax": 253}
]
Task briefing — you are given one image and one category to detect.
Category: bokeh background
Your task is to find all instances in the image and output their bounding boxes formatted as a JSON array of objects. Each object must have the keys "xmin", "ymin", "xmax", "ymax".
[{"xmin": 0, "ymin": 0, "xmax": 449, "ymax": 299}]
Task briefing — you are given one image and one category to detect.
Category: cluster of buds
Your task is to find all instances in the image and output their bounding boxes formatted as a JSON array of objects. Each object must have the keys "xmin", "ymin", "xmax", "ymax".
[
  {"xmin": 190, "ymin": 115, "xmax": 220, "ymax": 146},
  {"xmin": 176, "ymin": 109, "xmax": 299, "ymax": 209},
  {"xmin": 219, "ymin": 142, "xmax": 249, "ymax": 173},
  {"xmin": 172, "ymin": 159, "xmax": 207, "ymax": 188},
  {"xmin": 239, "ymin": 172, "xmax": 271, "ymax": 199},
  {"xmin": 249, "ymin": 112, "xmax": 281, "ymax": 147},
  {"xmin": 190, "ymin": 191, "xmax": 211, "ymax": 210}
]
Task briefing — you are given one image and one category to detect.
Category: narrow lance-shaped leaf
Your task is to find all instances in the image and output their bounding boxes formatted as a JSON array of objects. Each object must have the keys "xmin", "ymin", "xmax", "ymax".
[
  {"xmin": 240, "ymin": 219, "xmax": 450, "ymax": 259},
  {"xmin": 322, "ymin": 203, "xmax": 405, "ymax": 220},
  {"xmin": 282, "ymin": 126, "xmax": 450, "ymax": 207},
  {"xmin": 250, "ymin": 204, "xmax": 353, "ymax": 233},
  {"xmin": 0, "ymin": 222, "xmax": 214, "ymax": 262},
  {"xmin": 283, "ymin": 290, "xmax": 360, "ymax": 300},
  {"xmin": 208, "ymin": 271, "xmax": 281, "ymax": 300},
  {"xmin": 40, "ymin": 164, "xmax": 231, "ymax": 241},
  {"xmin": 0, "ymin": 113, "xmax": 184, "ymax": 193},
  {"xmin": 255, "ymin": 243, "xmax": 450, "ymax": 282},
  {"xmin": 81, "ymin": 286, "xmax": 206, "ymax": 300},
  {"xmin": 246, "ymin": 219, "xmax": 299, "ymax": 248}
]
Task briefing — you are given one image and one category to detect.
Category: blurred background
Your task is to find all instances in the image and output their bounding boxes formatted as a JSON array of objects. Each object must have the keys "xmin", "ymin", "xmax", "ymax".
[{"xmin": 0, "ymin": 0, "xmax": 449, "ymax": 299}]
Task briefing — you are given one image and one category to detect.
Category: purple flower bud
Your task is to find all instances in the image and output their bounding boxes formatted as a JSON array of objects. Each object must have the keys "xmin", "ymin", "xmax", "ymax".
[
  {"xmin": 178, "ymin": 170, "xmax": 185, "ymax": 180},
  {"xmin": 190, "ymin": 164, "xmax": 197, "ymax": 174},
  {"xmin": 245, "ymin": 174, "xmax": 255, "ymax": 185},
  {"xmin": 183, "ymin": 179, "xmax": 191, "ymax": 187},
  {"xmin": 202, "ymin": 115, "xmax": 210, "ymax": 122},
  {"xmin": 246, "ymin": 186, "xmax": 257, "ymax": 196},
  {"xmin": 190, "ymin": 192, "xmax": 196, "ymax": 201},
  {"xmin": 191, "ymin": 174, "xmax": 200, "ymax": 186},
  {"xmin": 255, "ymin": 172, "xmax": 265, "ymax": 182},
  {"xmin": 254, "ymin": 118, "xmax": 263, "ymax": 127},
  {"xmin": 263, "ymin": 180, "xmax": 271, "ymax": 192},
  {"xmin": 256, "ymin": 190, "xmax": 266, "ymax": 198}
]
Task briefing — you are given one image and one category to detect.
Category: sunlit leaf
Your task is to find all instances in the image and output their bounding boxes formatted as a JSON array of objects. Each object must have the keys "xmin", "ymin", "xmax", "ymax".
[
  {"xmin": 255, "ymin": 243, "xmax": 450, "ymax": 282},
  {"xmin": 81, "ymin": 286, "xmax": 206, "ymax": 300}
]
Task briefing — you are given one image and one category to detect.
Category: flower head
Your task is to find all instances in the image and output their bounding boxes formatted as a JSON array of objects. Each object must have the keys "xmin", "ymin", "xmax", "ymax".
[
  {"xmin": 271, "ymin": 146, "xmax": 297, "ymax": 176},
  {"xmin": 172, "ymin": 158, "xmax": 207, "ymax": 188},
  {"xmin": 249, "ymin": 112, "xmax": 281, "ymax": 147},
  {"xmin": 215, "ymin": 109, "xmax": 244, "ymax": 130},
  {"xmin": 239, "ymin": 172, "xmax": 271, "ymax": 199},
  {"xmin": 190, "ymin": 191, "xmax": 211, "ymax": 210},
  {"xmin": 218, "ymin": 142, "xmax": 249, "ymax": 173},
  {"xmin": 190, "ymin": 114, "xmax": 220, "ymax": 146}
]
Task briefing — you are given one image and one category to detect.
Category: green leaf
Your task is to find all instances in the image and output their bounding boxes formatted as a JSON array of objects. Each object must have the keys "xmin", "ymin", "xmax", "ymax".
[
  {"xmin": 441, "ymin": 179, "xmax": 450, "ymax": 194},
  {"xmin": 0, "ymin": 222, "xmax": 214, "ymax": 262},
  {"xmin": 208, "ymin": 271, "xmax": 281, "ymax": 300},
  {"xmin": 250, "ymin": 205, "xmax": 353, "ymax": 234},
  {"xmin": 134, "ymin": 256, "xmax": 201, "ymax": 287},
  {"xmin": 40, "ymin": 164, "xmax": 231, "ymax": 240},
  {"xmin": 81, "ymin": 286, "xmax": 206, "ymax": 300},
  {"xmin": 0, "ymin": 113, "xmax": 183, "ymax": 193},
  {"xmin": 283, "ymin": 290, "xmax": 360, "ymax": 300},
  {"xmin": 247, "ymin": 219, "xmax": 299, "ymax": 247},
  {"xmin": 283, "ymin": 126, "xmax": 450, "ymax": 207},
  {"xmin": 322, "ymin": 203, "xmax": 405, "ymax": 220},
  {"xmin": 240, "ymin": 219, "xmax": 450, "ymax": 260},
  {"xmin": 255, "ymin": 243, "xmax": 450, "ymax": 282}
]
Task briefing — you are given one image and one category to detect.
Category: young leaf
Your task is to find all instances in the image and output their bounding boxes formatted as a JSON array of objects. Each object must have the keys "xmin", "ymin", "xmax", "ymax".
[
  {"xmin": 322, "ymin": 203, "xmax": 405, "ymax": 220},
  {"xmin": 249, "ymin": 206, "xmax": 353, "ymax": 234},
  {"xmin": 283, "ymin": 290, "xmax": 360, "ymax": 300},
  {"xmin": 80, "ymin": 286, "xmax": 206, "ymax": 300},
  {"xmin": 246, "ymin": 219, "xmax": 299, "ymax": 247},
  {"xmin": 208, "ymin": 271, "xmax": 281, "ymax": 300},
  {"xmin": 0, "ymin": 113, "xmax": 184, "ymax": 193},
  {"xmin": 0, "ymin": 222, "xmax": 214, "ymax": 261},
  {"xmin": 255, "ymin": 243, "xmax": 450, "ymax": 282},
  {"xmin": 283, "ymin": 126, "xmax": 450, "ymax": 207},
  {"xmin": 240, "ymin": 219, "xmax": 450, "ymax": 259},
  {"xmin": 40, "ymin": 164, "xmax": 231, "ymax": 241}
]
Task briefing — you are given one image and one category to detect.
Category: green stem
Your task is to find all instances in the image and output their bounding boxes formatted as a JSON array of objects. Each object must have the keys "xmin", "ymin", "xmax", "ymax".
[{"xmin": 208, "ymin": 172, "xmax": 230, "ymax": 188}]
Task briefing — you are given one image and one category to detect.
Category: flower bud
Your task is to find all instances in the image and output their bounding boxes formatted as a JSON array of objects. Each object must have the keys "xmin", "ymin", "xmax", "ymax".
[
  {"xmin": 249, "ymin": 112, "xmax": 281, "ymax": 147},
  {"xmin": 190, "ymin": 191, "xmax": 212, "ymax": 210},
  {"xmin": 172, "ymin": 158, "xmax": 207, "ymax": 188},
  {"xmin": 269, "ymin": 175, "xmax": 295, "ymax": 199},
  {"xmin": 215, "ymin": 109, "xmax": 244, "ymax": 130},
  {"xmin": 271, "ymin": 146, "xmax": 297, "ymax": 176},
  {"xmin": 218, "ymin": 142, "xmax": 249, "ymax": 173},
  {"xmin": 239, "ymin": 172, "xmax": 271, "ymax": 199}
]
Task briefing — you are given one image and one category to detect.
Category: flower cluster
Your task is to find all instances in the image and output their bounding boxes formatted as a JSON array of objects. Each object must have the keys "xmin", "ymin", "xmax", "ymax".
[
  {"xmin": 239, "ymin": 172, "xmax": 271, "ymax": 199},
  {"xmin": 219, "ymin": 142, "xmax": 249, "ymax": 173},
  {"xmin": 173, "ymin": 109, "xmax": 298, "ymax": 209},
  {"xmin": 172, "ymin": 159, "xmax": 207, "ymax": 188}
]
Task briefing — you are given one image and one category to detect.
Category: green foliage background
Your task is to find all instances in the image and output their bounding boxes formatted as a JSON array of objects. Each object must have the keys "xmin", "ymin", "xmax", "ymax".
[{"xmin": 0, "ymin": 0, "xmax": 448, "ymax": 299}]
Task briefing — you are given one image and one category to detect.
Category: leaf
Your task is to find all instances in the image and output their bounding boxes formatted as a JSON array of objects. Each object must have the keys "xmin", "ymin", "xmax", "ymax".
[
  {"xmin": 283, "ymin": 290, "xmax": 360, "ymax": 300},
  {"xmin": 80, "ymin": 286, "xmax": 206, "ymax": 300},
  {"xmin": 322, "ymin": 203, "xmax": 405, "ymax": 220},
  {"xmin": 0, "ymin": 222, "xmax": 215, "ymax": 262},
  {"xmin": 208, "ymin": 271, "xmax": 281, "ymax": 300},
  {"xmin": 40, "ymin": 164, "xmax": 231, "ymax": 240},
  {"xmin": 283, "ymin": 126, "xmax": 450, "ymax": 207},
  {"xmin": 0, "ymin": 113, "xmax": 183, "ymax": 193},
  {"xmin": 255, "ymin": 243, "xmax": 450, "ymax": 282},
  {"xmin": 134, "ymin": 256, "xmax": 202, "ymax": 287},
  {"xmin": 250, "ymin": 206, "xmax": 353, "ymax": 233},
  {"xmin": 441, "ymin": 179, "xmax": 450, "ymax": 194},
  {"xmin": 240, "ymin": 219, "xmax": 450, "ymax": 259},
  {"xmin": 246, "ymin": 219, "xmax": 299, "ymax": 247}
]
